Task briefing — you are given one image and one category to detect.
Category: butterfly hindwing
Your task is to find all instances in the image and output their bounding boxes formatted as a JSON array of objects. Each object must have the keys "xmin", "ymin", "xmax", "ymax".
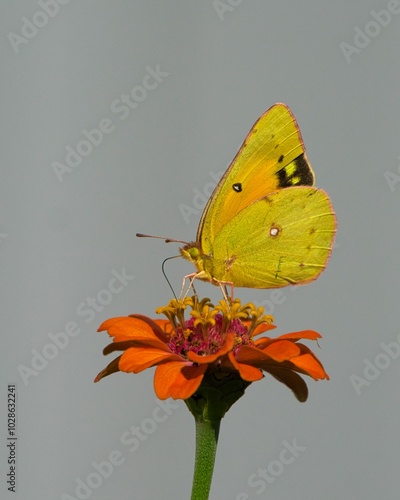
[{"xmin": 202, "ymin": 187, "xmax": 336, "ymax": 288}]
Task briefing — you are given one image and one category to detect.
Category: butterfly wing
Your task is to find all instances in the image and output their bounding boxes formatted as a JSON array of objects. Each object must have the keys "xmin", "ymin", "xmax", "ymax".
[
  {"xmin": 202, "ymin": 187, "xmax": 336, "ymax": 288},
  {"xmin": 198, "ymin": 103, "xmax": 314, "ymax": 255}
]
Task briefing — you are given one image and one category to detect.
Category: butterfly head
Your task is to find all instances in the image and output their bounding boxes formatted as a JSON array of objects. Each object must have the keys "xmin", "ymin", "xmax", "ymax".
[
  {"xmin": 180, "ymin": 242, "xmax": 216, "ymax": 284},
  {"xmin": 180, "ymin": 242, "xmax": 203, "ymax": 268}
]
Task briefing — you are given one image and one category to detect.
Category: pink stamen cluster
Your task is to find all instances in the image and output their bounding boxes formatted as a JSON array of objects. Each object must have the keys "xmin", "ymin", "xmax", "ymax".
[{"xmin": 167, "ymin": 314, "xmax": 254, "ymax": 358}]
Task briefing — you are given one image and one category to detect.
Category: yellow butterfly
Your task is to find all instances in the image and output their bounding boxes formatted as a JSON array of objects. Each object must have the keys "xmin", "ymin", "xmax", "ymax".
[{"xmin": 140, "ymin": 103, "xmax": 336, "ymax": 290}]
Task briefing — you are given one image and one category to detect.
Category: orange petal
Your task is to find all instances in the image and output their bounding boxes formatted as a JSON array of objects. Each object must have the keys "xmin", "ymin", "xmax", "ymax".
[
  {"xmin": 275, "ymin": 330, "xmax": 322, "ymax": 341},
  {"xmin": 154, "ymin": 362, "xmax": 207, "ymax": 400},
  {"xmin": 153, "ymin": 319, "xmax": 174, "ymax": 336},
  {"xmin": 289, "ymin": 353, "xmax": 329, "ymax": 380},
  {"xmin": 130, "ymin": 315, "xmax": 170, "ymax": 341},
  {"xmin": 237, "ymin": 344, "xmax": 328, "ymax": 381},
  {"xmin": 94, "ymin": 356, "xmax": 121, "ymax": 382},
  {"xmin": 187, "ymin": 332, "xmax": 235, "ymax": 364},
  {"xmin": 262, "ymin": 340, "xmax": 301, "ymax": 361},
  {"xmin": 235, "ymin": 345, "xmax": 270, "ymax": 366},
  {"xmin": 251, "ymin": 322, "xmax": 276, "ymax": 336},
  {"xmin": 255, "ymin": 330, "xmax": 321, "ymax": 349},
  {"xmin": 228, "ymin": 352, "xmax": 263, "ymax": 381},
  {"xmin": 267, "ymin": 367, "xmax": 309, "ymax": 402},
  {"xmin": 102, "ymin": 336, "xmax": 168, "ymax": 355},
  {"xmin": 98, "ymin": 316, "xmax": 167, "ymax": 344},
  {"xmin": 98, "ymin": 316, "xmax": 128, "ymax": 331},
  {"xmin": 119, "ymin": 346, "xmax": 182, "ymax": 373}
]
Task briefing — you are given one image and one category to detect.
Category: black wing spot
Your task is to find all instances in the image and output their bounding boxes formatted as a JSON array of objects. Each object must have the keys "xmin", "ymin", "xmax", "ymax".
[
  {"xmin": 294, "ymin": 154, "xmax": 314, "ymax": 185},
  {"xmin": 232, "ymin": 183, "xmax": 242, "ymax": 192},
  {"xmin": 278, "ymin": 154, "xmax": 284, "ymax": 163},
  {"xmin": 277, "ymin": 153, "xmax": 314, "ymax": 188}
]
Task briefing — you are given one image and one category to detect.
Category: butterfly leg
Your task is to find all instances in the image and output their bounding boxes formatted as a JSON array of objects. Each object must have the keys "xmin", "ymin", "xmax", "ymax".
[
  {"xmin": 214, "ymin": 280, "xmax": 235, "ymax": 303},
  {"xmin": 179, "ymin": 273, "xmax": 199, "ymax": 300},
  {"xmin": 228, "ymin": 282, "xmax": 235, "ymax": 302}
]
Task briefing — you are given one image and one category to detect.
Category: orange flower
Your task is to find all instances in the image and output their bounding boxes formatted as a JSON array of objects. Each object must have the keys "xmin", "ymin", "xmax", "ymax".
[{"xmin": 95, "ymin": 297, "xmax": 328, "ymax": 402}]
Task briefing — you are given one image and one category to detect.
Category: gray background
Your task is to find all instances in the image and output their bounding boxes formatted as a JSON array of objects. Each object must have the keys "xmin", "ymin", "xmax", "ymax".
[{"xmin": 2, "ymin": 1, "xmax": 400, "ymax": 499}]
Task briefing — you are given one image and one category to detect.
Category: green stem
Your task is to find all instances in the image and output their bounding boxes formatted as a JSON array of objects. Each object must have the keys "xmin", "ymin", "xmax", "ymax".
[{"xmin": 190, "ymin": 416, "xmax": 221, "ymax": 500}]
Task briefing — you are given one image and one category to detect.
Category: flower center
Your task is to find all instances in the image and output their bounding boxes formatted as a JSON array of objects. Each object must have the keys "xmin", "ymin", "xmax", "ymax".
[{"xmin": 167, "ymin": 314, "xmax": 254, "ymax": 358}]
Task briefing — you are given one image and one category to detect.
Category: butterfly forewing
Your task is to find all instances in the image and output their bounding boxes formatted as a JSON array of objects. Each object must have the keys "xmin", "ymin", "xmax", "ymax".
[{"xmin": 198, "ymin": 103, "xmax": 315, "ymax": 255}]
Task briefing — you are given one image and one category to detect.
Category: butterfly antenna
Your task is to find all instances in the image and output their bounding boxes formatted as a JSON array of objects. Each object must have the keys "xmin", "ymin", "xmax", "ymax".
[
  {"xmin": 136, "ymin": 233, "xmax": 188, "ymax": 245},
  {"xmin": 162, "ymin": 255, "xmax": 181, "ymax": 299}
]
